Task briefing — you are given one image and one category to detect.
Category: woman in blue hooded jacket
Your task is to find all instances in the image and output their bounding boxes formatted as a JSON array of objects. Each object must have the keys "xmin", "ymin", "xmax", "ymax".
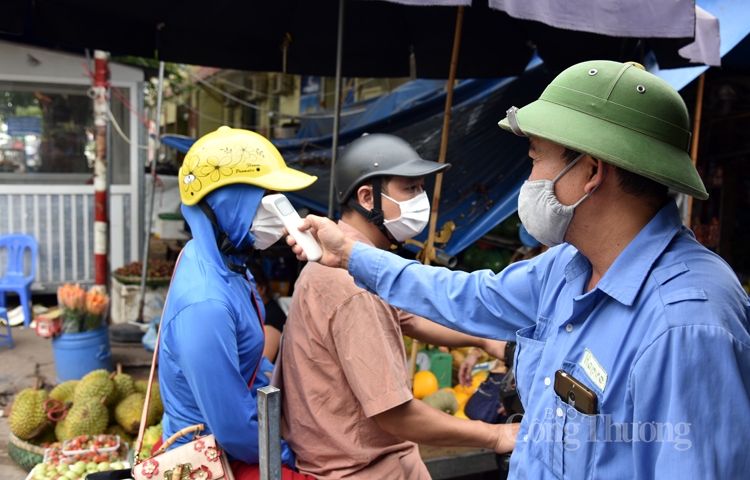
[{"xmin": 156, "ymin": 127, "xmax": 317, "ymax": 479}]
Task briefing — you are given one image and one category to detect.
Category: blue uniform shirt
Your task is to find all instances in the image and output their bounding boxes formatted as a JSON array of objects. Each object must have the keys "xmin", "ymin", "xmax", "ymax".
[{"xmin": 348, "ymin": 200, "xmax": 750, "ymax": 479}]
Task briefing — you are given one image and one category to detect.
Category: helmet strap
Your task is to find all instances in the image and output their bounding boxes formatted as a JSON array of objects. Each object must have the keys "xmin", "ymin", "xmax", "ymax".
[
  {"xmin": 198, "ymin": 200, "xmax": 254, "ymax": 275},
  {"xmin": 346, "ymin": 177, "xmax": 402, "ymax": 248}
]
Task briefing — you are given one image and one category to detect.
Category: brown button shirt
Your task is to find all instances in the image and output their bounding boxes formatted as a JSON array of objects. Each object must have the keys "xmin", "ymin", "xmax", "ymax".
[{"xmin": 280, "ymin": 221, "xmax": 431, "ymax": 480}]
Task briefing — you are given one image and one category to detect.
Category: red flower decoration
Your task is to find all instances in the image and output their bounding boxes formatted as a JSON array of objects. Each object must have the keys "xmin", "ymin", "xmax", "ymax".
[
  {"xmin": 204, "ymin": 446, "xmax": 221, "ymax": 462},
  {"xmin": 141, "ymin": 459, "xmax": 159, "ymax": 478},
  {"xmin": 193, "ymin": 440, "xmax": 206, "ymax": 452},
  {"xmin": 189, "ymin": 465, "xmax": 213, "ymax": 479}
]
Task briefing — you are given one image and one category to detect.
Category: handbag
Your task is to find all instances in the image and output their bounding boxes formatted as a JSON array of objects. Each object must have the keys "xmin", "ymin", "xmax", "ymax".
[{"xmin": 463, "ymin": 372, "xmax": 507, "ymax": 424}]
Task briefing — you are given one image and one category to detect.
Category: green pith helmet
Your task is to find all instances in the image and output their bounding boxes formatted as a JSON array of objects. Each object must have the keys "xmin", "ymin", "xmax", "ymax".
[{"xmin": 498, "ymin": 60, "xmax": 708, "ymax": 200}]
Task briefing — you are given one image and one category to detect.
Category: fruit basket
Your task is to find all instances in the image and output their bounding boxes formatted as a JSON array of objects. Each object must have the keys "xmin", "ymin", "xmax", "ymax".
[
  {"xmin": 112, "ymin": 260, "xmax": 175, "ymax": 286},
  {"xmin": 62, "ymin": 434, "xmax": 121, "ymax": 456},
  {"xmin": 8, "ymin": 432, "xmax": 45, "ymax": 472}
]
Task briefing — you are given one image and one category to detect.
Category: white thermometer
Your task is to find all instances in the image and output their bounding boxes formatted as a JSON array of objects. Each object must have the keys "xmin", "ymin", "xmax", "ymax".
[{"xmin": 261, "ymin": 194, "xmax": 323, "ymax": 262}]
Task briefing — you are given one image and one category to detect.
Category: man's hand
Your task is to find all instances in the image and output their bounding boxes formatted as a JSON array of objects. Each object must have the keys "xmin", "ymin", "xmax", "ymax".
[
  {"xmin": 285, "ymin": 215, "xmax": 355, "ymax": 268},
  {"xmin": 458, "ymin": 352, "xmax": 480, "ymax": 387},
  {"xmin": 492, "ymin": 422, "xmax": 520, "ymax": 454}
]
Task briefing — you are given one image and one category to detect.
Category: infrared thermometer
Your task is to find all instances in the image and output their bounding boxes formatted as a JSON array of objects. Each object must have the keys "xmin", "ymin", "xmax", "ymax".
[{"xmin": 261, "ymin": 194, "xmax": 323, "ymax": 262}]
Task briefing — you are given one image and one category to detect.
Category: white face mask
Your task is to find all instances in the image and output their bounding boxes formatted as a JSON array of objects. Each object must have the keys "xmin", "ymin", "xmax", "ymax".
[
  {"xmin": 249, "ymin": 202, "xmax": 286, "ymax": 250},
  {"xmin": 382, "ymin": 191, "xmax": 431, "ymax": 242},
  {"xmin": 517, "ymin": 153, "xmax": 603, "ymax": 247}
]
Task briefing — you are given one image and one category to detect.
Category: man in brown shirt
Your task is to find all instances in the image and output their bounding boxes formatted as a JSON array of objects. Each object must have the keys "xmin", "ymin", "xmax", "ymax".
[{"xmin": 280, "ymin": 134, "xmax": 518, "ymax": 479}]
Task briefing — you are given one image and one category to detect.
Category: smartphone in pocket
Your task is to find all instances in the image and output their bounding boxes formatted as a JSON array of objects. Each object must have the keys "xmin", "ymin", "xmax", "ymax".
[{"xmin": 554, "ymin": 370, "xmax": 598, "ymax": 415}]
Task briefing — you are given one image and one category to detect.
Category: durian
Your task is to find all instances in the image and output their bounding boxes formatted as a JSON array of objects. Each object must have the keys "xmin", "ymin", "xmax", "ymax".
[
  {"xmin": 147, "ymin": 382, "xmax": 164, "ymax": 427},
  {"xmin": 114, "ymin": 392, "xmax": 145, "ymax": 434},
  {"xmin": 9, "ymin": 388, "xmax": 50, "ymax": 440},
  {"xmin": 74, "ymin": 369, "xmax": 116, "ymax": 405},
  {"xmin": 112, "ymin": 372, "xmax": 135, "ymax": 404},
  {"xmin": 65, "ymin": 397, "xmax": 109, "ymax": 437},
  {"xmin": 49, "ymin": 380, "xmax": 78, "ymax": 404},
  {"xmin": 134, "ymin": 380, "xmax": 148, "ymax": 394},
  {"xmin": 55, "ymin": 417, "xmax": 70, "ymax": 442}
]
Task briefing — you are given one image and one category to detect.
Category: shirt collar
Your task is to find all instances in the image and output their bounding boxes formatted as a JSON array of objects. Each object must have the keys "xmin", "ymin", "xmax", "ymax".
[
  {"xmin": 571, "ymin": 200, "xmax": 683, "ymax": 306},
  {"xmin": 338, "ymin": 220, "xmax": 376, "ymax": 247}
]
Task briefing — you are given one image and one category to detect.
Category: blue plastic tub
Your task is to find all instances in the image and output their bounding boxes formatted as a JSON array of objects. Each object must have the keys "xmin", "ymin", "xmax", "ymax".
[{"xmin": 51, "ymin": 326, "xmax": 114, "ymax": 382}]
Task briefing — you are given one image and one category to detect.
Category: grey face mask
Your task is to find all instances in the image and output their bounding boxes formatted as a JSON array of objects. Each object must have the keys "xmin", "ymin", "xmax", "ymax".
[{"xmin": 518, "ymin": 153, "xmax": 603, "ymax": 247}]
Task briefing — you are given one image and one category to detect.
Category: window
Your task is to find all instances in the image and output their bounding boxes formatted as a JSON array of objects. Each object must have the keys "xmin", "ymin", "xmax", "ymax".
[{"xmin": 0, "ymin": 81, "xmax": 132, "ymax": 185}]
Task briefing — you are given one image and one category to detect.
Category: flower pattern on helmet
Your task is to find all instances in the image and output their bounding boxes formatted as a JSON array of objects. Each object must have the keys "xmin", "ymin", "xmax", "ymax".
[
  {"xmin": 198, "ymin": 156, "xmax": 239, "ymax": 182},
  {"xmin": 180, "ymin": 155, "xmax": 203, "ymax": 193},
  {"xmin": 141, "ymin": 458, "xmax": 159, "ymax": 478}
]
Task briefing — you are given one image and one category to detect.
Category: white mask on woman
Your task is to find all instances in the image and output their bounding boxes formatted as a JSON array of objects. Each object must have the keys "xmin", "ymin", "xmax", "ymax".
[
  {"xmin": 382, "ymin": 191, "xmax": 431, "ymax": 242},
  {"xmin": 249, "ymin": 203, "xmax": 286, "ymax": 250}
]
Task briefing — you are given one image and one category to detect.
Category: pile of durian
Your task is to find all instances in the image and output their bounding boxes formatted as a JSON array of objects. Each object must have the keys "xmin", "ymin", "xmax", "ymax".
[{"xmin": 8, "ymin": 368, "xmax": 163, "ymax": 448}]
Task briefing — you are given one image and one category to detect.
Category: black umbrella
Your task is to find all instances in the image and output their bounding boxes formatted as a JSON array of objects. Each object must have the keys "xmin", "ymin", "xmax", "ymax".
[{"xmin": 0, "ymin": 1, "xmax": 699, "ymax": 78}]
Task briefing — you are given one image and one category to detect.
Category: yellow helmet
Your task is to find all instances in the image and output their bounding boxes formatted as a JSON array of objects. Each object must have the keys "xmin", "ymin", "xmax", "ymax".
[{"xmin": 179, "ymin": 126, "xmax": 317, "ymax": 206}]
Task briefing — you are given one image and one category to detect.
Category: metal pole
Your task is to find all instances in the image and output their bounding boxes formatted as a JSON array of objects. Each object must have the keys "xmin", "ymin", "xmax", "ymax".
[
  {"xmin": 327, "ymin": 0, "xmax": 346, "ymax": 219},
  {"xmin": 423, "ymin": 6, "xmax": 464, "ymax": 267},
  {"xmin": 258, "ymin": 386, "xmax": 282, "ymax": 480},
  {"xmin": 409, "ymin": 6, "xmax": 465, "ymax": 387},
  {"xmin": 93, "ymin": 50, "xmax": 110, "ymax": 291},
  {"xmin": 686, "ymin": 72, "xmax": 706, "ymax": 229},
  {"xmin": 138, "ymin": 61, "xmax": 164, "ymax": 322}
]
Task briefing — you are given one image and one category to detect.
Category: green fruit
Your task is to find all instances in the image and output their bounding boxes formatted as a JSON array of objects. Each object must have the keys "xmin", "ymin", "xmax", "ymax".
[
  {"xmin": 147, "ymin": 382, "xmax": 164, "ymax": 427},
  {"xmin": 110, "ymin": 461, "xmax": 125, "ymax": 470},
  {"xmin": 55, "ymin": 417, "xmax": 71, "ymax": 442},
  {"xmin": 65, "ymin": 471, "xmax": 78, "ymax": 480},
  {"xmin": 9, "ymin": 388, "xmax": 50, "ymax": 440},
  {"xmin": 483, "ymin": 248, "xmax": 510, "ymax": 274},
  {"xmin": 65, "ymin": 398, "xmax": 109, "ymax": 438},
  {"xmin": 114, "ymin": 392, "xmax": 145, "ymax": 434},
  {"xmin": 112, "ymin": 373, "xmax": 135, "ymax": 404},
  {"xmin": 133, "ymin": 380, "xmax": 148, "ymax": 394},
  {"xmin": 97, "ymin": 461, "xmax": 110, "ymax": 472},
  {"xmin": 73, "ymin": 461, "xmax": 87, "ymax": 474},
  {"xmin": 461, "ymin": 243, "xmax": 483, "ymax": 271},
  {"xmin": 74, "ymin": 370, "xmax": 116, "ymax": 405},
  {"xmin": 422, "ymin": 390, "xmax": 459, "ymax": 415},
  {"xmin": 50, "ymin": 380, "xmax": 79, "ymax": 404}
]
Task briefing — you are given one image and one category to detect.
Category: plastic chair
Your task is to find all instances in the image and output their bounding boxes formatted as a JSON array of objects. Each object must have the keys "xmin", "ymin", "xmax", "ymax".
[
  {"xmin": 0, "ymin": 307, "xmax": 12, "ymax": 349},
  {"xmin": 0, "ymin": 233, "xmax": 38, "ymax": 328}
]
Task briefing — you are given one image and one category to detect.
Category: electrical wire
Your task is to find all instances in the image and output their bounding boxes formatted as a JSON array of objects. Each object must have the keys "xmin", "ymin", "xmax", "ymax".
[{"xmin": 108, "ymin": 109, "xmax": 149, "ymax": 149}]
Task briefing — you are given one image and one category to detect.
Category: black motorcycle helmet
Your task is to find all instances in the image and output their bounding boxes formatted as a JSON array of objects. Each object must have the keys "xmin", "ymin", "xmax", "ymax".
[{"xmin": 335, "ymin": 133, "xmax": 450, "ymax": 244}]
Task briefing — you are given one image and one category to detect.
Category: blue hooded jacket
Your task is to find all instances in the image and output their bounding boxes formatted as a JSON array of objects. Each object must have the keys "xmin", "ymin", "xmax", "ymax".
[{"xmin": 158, "ymin": 184, "xmax": 295, "ymax": 467}]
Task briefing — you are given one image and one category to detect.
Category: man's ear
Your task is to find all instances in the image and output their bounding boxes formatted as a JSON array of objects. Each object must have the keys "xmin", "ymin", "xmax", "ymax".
[
  {"xmin": 584, "ymin": 157, "xmax": 607, "ymax": 194},
  {"xmin": 356, "ymin": 185, "xmax": 375, "ymax": 210}
]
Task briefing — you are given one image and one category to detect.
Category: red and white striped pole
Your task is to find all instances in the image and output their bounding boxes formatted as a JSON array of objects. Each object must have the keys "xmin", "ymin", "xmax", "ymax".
[{"xmin": 92, "ymin": 50, "xmax": 110, "ymax": 291}]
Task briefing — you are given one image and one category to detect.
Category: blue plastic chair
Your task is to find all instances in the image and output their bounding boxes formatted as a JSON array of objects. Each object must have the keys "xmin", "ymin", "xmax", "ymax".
[
  {"xmin": 0, "ymin": 233, "xmax": 38, "ymax": 328},
  {"xmin": 0, "ymin": 307, "xmax": 12, "ymax": 349}
]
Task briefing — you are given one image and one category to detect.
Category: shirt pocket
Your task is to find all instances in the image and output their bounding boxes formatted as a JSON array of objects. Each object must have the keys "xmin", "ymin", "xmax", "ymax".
[
  {"xmin": 514, "ymin": 316, "xmax": 553, "ymax": 408},
  {"xmin": 556, "ymin": 363, "xmax": 601, "ymax": 480}
]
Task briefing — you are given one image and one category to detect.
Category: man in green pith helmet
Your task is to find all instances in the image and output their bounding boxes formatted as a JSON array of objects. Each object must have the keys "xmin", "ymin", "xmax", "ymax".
[{"xmin": 284, "ymin": 61, "xmax": 750, "ymax": 479}]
